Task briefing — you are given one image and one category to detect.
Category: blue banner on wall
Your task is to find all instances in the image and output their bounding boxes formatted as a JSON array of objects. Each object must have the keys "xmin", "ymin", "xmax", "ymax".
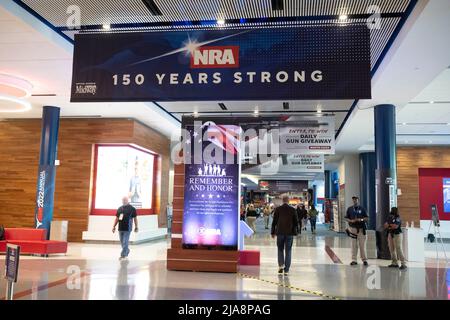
[
  {"xmin": 182, "ymin": 122, "xmax": 240, "ymax": 250},
  {"xmin": 34, "ymin": 164, "xmax": 56, "ymax": 237},
  {"xmin": 71, "ymin": 25, "xmax": 371, "ymax": 102}
]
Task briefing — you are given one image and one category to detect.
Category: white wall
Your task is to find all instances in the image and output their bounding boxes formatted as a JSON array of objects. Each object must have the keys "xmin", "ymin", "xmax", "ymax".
[{"xmin": 338, "ymin": 154, "xmax": 361, "ymax": 209}]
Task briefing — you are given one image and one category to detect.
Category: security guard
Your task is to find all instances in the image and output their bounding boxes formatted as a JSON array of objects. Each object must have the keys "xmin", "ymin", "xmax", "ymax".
[
  {"xmin": 345, "ymin": 196, "xmax": 369, "ymax": 266},
  {"xmin": 384, "ymin": 207, "xmax": 407, "ymax": 270}
]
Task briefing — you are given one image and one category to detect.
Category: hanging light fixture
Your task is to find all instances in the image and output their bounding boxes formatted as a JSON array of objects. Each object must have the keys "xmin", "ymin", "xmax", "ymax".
[{"xmin": 0, "ymin": 73, "xmax": 33, "ymax": 112}]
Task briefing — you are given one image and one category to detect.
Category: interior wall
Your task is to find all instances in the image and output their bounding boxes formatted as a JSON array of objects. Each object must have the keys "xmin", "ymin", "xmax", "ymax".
[
  {"xmin": 338, "ymin": 154, "xmax": 361, "ymax": 209},
  {"xmin": 397, "ymin": 147, "xmax": 450, "ymax": 228},
  {"xmin": 0, "ymin": 118, "xmax": 170, "ymax": 242}
]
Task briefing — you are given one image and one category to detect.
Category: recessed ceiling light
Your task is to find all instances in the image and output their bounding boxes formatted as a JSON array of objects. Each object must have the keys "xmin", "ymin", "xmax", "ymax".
[
  {"xmin": 317, "ymin": 109, "xmax": 322, "ymax": 114},
  {"xmin": 0, "ymin": 95, "xmax": 32, "ymax": 113},
  {"xmin": 402, "ymin": 122, "xmax": 407, "ymax": 125},
  {"xmin": 429, "ymin": 141, "xmax": 433, "ymax": 144},
  {"xmin": 405, "ymin": 141, "xmax": 409, "ymax": 144},
  {"xmin": 0, "ymin": 73, "xmax": 33, "ymax": 98},
  {"xmin": 339, "ymin": 14, "xmax": 348, "ymax": 20},
  {"xmin": 430, "ymin": 101, "xmax": 434, "ymax": 104},
  {"xmin": 102, "ymin": 24, "xmax": 111, "ymax": 30},
  {"xmin": 254, "ymin": 109, "xmax": 259, "ymax": 115},
  {"xmin": 193, "ymin": 111, "xmax": 198, "ymax": 116},
  {"xmin": 217, "ymin": 19, "xmax": 225, "ymax": 25}
]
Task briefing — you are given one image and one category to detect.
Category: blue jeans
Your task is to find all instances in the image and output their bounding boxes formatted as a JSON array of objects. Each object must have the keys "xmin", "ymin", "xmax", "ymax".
[
  {"xmin": 119, "ymin": 231, "xmax": 131, "ymax": 257},
  {"xmin": 277, "ymin": 235, "xmax": 294, "ymax": 272},
  {"xmin": 310, "ymin": 218, "xmax": 317, "ymax": 232}
]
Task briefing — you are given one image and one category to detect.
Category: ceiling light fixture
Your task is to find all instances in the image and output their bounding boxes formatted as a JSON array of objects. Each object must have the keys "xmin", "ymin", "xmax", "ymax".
[
  {"xmin": 0, "ymin": 95, "xmax": 32, "ymax": 113},
  {"xmin": 0, "ymin": 73, "xmax": 33, "ymax": 98},
  {"xmin": 339, "ymin": 14, "xmax": 348, "ymax": 21},
  {"xmin": 102, "ymin": 24, "xmax": 111, "ymax": 30},
  {"xmin": 430, "ymin": 101, "xmax": 434, "ymax": 104},
  {"xmin": 217, "ymin": 19, "xmax": 225, "ymax": 25}
]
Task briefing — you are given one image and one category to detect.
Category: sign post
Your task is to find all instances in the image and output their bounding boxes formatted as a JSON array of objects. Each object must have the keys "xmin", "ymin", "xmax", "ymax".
[{"xmin": 4, "ymin": 244, "xmax": 20, "ymax": 300}]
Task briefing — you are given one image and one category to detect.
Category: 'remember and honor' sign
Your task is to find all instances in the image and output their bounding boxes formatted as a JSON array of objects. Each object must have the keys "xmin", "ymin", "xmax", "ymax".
[
  {"xmin": 71, "ymin": 26, "xmax": 371, "ymax": 102},
  {"xmin": 182, "ymin": 122, "xmax": 240, "ymax": 249}
]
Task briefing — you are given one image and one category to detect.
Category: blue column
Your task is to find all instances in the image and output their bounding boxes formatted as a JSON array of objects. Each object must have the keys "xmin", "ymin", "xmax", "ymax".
[
  {"xmin": 324, "ymin": 170, "xmax": 331, "ymax": 199},
  {"xmin": 332, "ymin": 171, "xmax": 339, "ymax": 198},
  {"xmin": 34, "ymin": 106, "xmax": 60, "ymax": 239},
  {"xmin": 374, "ymin": 104, "xmax": 397, "ymax": 259},
  {"xmin": 359, "ymin": 152, "xmax": 376, "ymax": 230}
]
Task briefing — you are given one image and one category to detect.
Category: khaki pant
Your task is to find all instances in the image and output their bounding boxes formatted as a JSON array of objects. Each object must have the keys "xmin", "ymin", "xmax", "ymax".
[
  {"xmin": 350, "ymin": 227, "xmax": 367, "ymax": 262},
  {"xmin": 247, "ymin": 217, "xmax": 257, "ymax": 232},
  {"xmin": 388, "ymin": 233, "xmax": 406, "ymax": 265}
]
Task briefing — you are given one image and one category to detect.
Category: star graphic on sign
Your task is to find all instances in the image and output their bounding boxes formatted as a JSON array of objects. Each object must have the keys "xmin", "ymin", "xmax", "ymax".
[
  {"xmin": 217, "ymin": 195, "xmax": 220, "ymax": 198},
  {"xmin": 193, "ymin": 131, "xmax": 199, "ymax": 138},
  {"xmin": 198, "ymin": 139, "xmax": 202, "ymax": 143},
  {"xmin": 201, "ymin": 194, "xmax": 205, "ymax": 198},
  {"xmin": 209, "ymin": 194, "xmax": 213, "ymax": 199},
  {"xmin": 186, "ymin": 139, "xmax": 191, "ymax": 144}
]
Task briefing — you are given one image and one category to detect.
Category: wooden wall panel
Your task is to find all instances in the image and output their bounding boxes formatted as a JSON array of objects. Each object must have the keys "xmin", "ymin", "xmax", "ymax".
[
  {"xmin": 397, "ymin": 147, "xmax": 450, "ymax": 225},
  {"xmin": 0, "ymin": 119, "xmax": 170, "ymax": 242}
]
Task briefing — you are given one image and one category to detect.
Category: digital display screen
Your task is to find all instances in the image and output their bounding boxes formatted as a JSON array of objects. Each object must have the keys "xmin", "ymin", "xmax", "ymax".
[
  {"xmin": 444, "ymin": 178, "xmax": 450, "ymax": 213},
  {"xmin": 182, "ymin": 123, "xmax": 240, "ymax": 249},
  {"xmin": 94, "ymin": 145, "xmax": 154, "ymax": 211}
]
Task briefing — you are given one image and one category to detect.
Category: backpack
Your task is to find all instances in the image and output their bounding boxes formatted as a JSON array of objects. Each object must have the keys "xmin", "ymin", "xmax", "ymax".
[{"xmin": 0, "ymin": 225, "xmax": 5, "ymax": 240}]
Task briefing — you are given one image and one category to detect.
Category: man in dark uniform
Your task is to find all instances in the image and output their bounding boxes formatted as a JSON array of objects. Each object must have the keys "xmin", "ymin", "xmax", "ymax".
[
  {"xmin": 271, "ymin": 196, "xmax": 299, "ymax": 275},
  {"xmin": 112, "ymin": 196, "xmax": 139, "ymax": 260},
  {"xmin": 384, "ymin": 207, "xmax": 407, "ymax": 270},
  {"xmin": 345, "ymin": 196, "xmax": 368, "ymax": 266}
]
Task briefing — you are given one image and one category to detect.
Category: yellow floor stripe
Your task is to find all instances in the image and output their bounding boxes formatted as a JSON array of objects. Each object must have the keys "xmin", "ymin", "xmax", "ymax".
[{"xmin": 238, "ymin": 273, "xmax": 342, "ymax": 300}]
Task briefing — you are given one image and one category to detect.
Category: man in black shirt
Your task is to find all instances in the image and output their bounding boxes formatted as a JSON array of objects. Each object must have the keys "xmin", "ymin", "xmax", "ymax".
[
  {"xmin": 112, "ymin": 196, "xmax": 139, "ymax": 260},
  {"xmin": 384, "ymin": 207, "xmax": 407, "ymax": 270},
  {"xmin": 271, "ymin": 196, "xmax": 299, "ymax": 275},
  {"xmin": 345, "ymin": 196, "xmax": 368, "ymax": 266}
]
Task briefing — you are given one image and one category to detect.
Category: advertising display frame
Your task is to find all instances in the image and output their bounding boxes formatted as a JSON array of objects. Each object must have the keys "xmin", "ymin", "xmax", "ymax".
[
  {"xmin": 181, "ymin": 122, "xmax": 241, "ymax": 251},
  {"xmin": 90, "ymin": 143, "xmax": 159, "ymax": 215}
]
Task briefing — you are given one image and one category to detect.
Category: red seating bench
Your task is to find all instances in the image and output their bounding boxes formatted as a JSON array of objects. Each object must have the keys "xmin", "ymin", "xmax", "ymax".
[{"xmin": 0, "ymin": 228, "xmax": 67, "ymax": 256}]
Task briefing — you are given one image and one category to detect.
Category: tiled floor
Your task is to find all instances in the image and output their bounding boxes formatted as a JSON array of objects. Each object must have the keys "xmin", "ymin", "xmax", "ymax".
[{"xmin": 1, "ymin": 219, "xmax": 449, "ymax": 300}]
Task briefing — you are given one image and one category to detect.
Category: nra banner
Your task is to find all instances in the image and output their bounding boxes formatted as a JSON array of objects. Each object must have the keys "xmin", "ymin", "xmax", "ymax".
[
  {"xmin": 279, "ymin": 116, "xmax": 335, "ymax": 154},
  {"xmin": 71, "ymin": 26, "xmax": 371, "ymax": 102}
]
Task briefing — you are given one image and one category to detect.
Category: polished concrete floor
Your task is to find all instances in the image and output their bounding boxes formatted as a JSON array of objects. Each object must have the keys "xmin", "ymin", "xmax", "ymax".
[{"xmin": 1, "ymin": 218, "xmax": 449, "ymax": 300}]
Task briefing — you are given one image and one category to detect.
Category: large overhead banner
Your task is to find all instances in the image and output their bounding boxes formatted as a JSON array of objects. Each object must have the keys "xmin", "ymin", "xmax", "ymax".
[
  {"xmin": 71, "ymin": 26, "xmax": 371, "ymax": 102},
  {"xmin": 279, "ymin": 116, "xmax": 335, "ymax": 154}
]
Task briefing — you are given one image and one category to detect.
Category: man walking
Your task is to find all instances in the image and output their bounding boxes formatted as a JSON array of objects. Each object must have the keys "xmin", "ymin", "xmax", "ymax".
[
  {"xmin": 113, "ymin": 196, "xmax": 139, "ymax": 260},
  {"xmin": 345, "ymin": 196, "xmax": 368, "ymax": 266},
  {"xmin": 271, "ymin": 196, "xmax": 299, "ymax": 275}
]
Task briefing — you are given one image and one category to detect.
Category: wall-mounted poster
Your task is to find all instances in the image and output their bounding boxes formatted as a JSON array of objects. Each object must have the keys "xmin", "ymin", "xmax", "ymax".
[
  {"xmin": 92, "ymin": 144, "xmax": 156, "ymax": 214},
  {"xmin": 182, "ymin": 122, "xmax": 241, "ymax": 249},
  {"xmin": 444, "ymin": 178, "xmax": 450, "ymax": 213}
]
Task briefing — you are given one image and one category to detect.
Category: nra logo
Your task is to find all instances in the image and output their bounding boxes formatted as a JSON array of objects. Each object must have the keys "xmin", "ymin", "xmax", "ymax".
[{"xmin": 190, "ymin": 46, "xmax": 239, "ymax": 68}]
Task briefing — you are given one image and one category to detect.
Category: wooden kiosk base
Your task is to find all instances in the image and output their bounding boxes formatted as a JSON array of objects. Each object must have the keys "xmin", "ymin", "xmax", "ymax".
[
  {"xmin": 167, "ymin": 248, "xmax": 239, "ymax": 273},
  {"xmin": 167, "ymin": 163, "xmax": 239, "ymax": 273}
]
